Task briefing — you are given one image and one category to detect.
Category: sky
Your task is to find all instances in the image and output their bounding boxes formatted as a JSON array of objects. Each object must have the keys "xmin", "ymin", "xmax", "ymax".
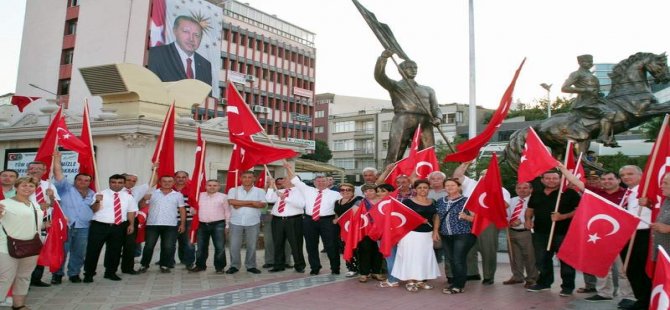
[{"xmin": 1, "ymin": 0, "xmax": 669, "ymax": 109}]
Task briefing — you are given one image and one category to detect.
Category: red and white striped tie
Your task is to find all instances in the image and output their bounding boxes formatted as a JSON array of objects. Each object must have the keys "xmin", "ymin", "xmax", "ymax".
[
  {"xmin": 278, "ymin": 188, "xmax": 290, "ymax": 214},
  {"xmin": 312, "ymin": 190, "xmax": 322, "ymax": 221},
  {"xmin": 510, "ymin": 198, "xmax": 524, "ymax": 224},
  {"xmin": 35, "ymin": 186, "xmax": 45, "ymax": 204},
  {"xmin": 621, "ymin": 188, "xmax": 632, "ymax": 209},
  {"xmin": 113, "ymin": 192, "xmax": 122, "ymax": 225}
]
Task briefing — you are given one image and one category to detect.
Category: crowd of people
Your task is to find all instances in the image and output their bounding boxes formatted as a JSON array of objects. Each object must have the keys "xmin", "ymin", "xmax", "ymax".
[{"xmin": 1, "ymin": 155, "xmax": 669, "ymax": 310}]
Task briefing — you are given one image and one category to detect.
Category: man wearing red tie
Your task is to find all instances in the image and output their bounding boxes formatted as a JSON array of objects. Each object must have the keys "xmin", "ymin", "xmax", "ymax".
[
  {"xmin": 285, "ymin": 162, "xmax": 342, "ymax": 275},
  {"xmin": 266, "ymin": 177, "xmax": 306, "ymax": 273},
  {"xmin": 83, "ymin": 174, "xmax": 137, "ymax": 283},
  {"xmin": 503, "ymin": 182, "xmax": 538, "ymax": 288}
]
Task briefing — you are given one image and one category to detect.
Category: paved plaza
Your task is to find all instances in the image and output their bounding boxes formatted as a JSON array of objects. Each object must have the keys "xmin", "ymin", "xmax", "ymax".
[{"xmin": 6, "ymin": 249, "xmax": 628, "ymax": 310}]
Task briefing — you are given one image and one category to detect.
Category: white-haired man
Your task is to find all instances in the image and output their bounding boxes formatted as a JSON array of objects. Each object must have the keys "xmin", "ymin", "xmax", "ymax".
[{"xmin": 355, "ymin": 167, "xmax": 378, "ymax": 196}]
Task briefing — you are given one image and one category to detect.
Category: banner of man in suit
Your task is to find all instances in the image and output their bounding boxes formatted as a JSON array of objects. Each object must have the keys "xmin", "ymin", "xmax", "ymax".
[{"xmin": 148, "ymin": 0, "xmax": 223, "ymax": 98}]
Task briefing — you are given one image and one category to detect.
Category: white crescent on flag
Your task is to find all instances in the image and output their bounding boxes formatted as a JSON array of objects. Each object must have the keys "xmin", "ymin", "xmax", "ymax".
[
  {"xmin": 360, "ymin": 214, "xmax": 369, "ymax": 229},
  {"xmin": 377, "ymin": 199, "xmax": 391, "ymax": 215},
  {"xmin": 586, "ymin": 214, "xmax": 620, "ymax": 236},
  {"xmin": 651, "ymin": 284, "xmax": 670, "ymax": 310},
  {"xmin": 478, "ymin": 193, "xmax": 490, "ymax": 209},
  {"xmin": 415, "ymin": 161, "xmax": 433, "ymax": 177},
  {"xmin": 391, "ymin": 211, "xmax": 407, "ymax": 228},
  {"xmin": 344, "ymin": 220, "xmax": 351, "ymax": 232}
]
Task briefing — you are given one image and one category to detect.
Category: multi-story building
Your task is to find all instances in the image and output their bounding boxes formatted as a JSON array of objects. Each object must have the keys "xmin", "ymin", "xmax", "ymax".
[{"xmin": 314, "ymin": 93, "xmax": 392, "ymax": 141}]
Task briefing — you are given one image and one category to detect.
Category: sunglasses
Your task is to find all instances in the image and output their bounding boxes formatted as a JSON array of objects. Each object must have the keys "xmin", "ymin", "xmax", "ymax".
[{"xmin": 339, "ymin": 188, "xmax": 353, "ymax": 192}]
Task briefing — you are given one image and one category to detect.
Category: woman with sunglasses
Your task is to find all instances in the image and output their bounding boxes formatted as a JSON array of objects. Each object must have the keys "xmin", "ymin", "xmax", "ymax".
[
  {"xmin": 333, "ymin": 183, "xmax": 363, "ymax": 278},
  {"xmin": 436, "ymin": 178, "xmax": 476, "ymax": 294},
  {"xmin": 355, "ymin": 184, "xmax": 385, "ymax": 283},
  {"xmin": 392, "ymin": 179, "xmax": 440, "ymax": 292}
]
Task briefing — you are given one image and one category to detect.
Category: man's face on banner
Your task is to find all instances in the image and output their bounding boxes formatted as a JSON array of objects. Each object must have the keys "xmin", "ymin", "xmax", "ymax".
[{"xmin": 174, "ymin": 19, "xmax": 202, "ymax": 56}]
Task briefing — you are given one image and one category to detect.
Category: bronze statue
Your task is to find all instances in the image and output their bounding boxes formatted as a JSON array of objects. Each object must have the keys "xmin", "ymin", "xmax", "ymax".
[
  {"xmin": 375, "ymin": 50, "xmax": 442, "ymax": 165},
  {"xmin": 561, "ymin": 54, "xmax": 618, "ymax": 147},
  {"xmin": 504, "ymin": 52, "xmax": 669, "ymax": 170}
]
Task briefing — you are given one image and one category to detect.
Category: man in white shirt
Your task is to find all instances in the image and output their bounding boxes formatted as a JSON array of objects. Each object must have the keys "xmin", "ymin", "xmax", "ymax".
[
  {"xmin": 427, "ymin": 171, "xmax": 447, "ymax": 200},
  {"xmin": 355, "ymin": 167, "xmax": 378, "ymax": 197},
  {"xmin": 266, "ymin": 177, "xmax": 306, "ymax": 273},
  {"xmin": 285, "ymin": 162, "xmax": 342, "ymax": 275},
  {"xmin": 119, "ymin": 173, "xmax": 150, "ymax": 275},
  {"xmin": 227, "ymin": 171, "xmax": 266, "ymax": 274},
  {"xmin": 83, "ymin": 174, "xmax": 137, "ymax": 283},
  {"xmin": 503, "ymin": 182, "xmax": 538, "ymax": 288},
  {"xmin": 138, "ymin": 176, "xmax": 186, "ymax": 274}
]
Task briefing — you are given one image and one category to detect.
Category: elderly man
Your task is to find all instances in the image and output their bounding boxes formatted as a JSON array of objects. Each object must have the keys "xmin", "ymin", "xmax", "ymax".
[
  {"xmin": 190, "ymin": 180, "xmax": 230, "ymax": 273},
  {"xmin": 503, "ymin": 182, "xmax": 538, "ymax": 288},
  {"xmin": 427, "ymin": 171, "xmax": 447, "ymax": 200},
  {"xmin": 285, "ymin": 162, "xmax": 342, "ymax": 275},
  {"xmin": 50, "ymin": 153, "xmax": 95, "ymax": 284},
  {"xmin": 355, "ymin": 167, "xmax": 379, "ymax": 197},
  {"xmin": 266, "ymin": 177, "xmax": 305, "ymax": 273},
  {"xmin": 83, "ymin": 174, "xmax": 137, "ymax": 283},
  {"xmin": 226, "ymin": 171, "xmax": 266, "ymax": 275},
  {"xmin": 138, "ymin": 176, "xmax": 186, "ymax": 274}
]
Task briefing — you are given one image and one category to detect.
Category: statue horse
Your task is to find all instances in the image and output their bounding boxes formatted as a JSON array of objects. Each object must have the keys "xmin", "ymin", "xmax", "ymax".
[{"xmin": 504, "ymin": 52, "xmax": 670, "ymax": 171}]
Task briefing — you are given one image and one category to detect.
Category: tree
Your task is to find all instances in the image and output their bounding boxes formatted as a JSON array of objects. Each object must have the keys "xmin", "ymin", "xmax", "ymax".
[
  {"xmin": 300, "ymin": 140, "xmax": 332, "ymax": 163},
  {"xmin": 641, "ymin": 115, "xmax": 664, "ymax": 141}
]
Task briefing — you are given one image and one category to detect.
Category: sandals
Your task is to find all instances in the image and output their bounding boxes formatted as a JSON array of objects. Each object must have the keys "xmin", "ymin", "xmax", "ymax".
[
  {"xmin": 358, "ymin": 275, "xmax": 370, "ymax": 283},
  {"xmin": 379, "ymin": 280, "xmax": 399, "ymax": 288},
  {"xmin": 370, "ymin": 274, "xmax": 387, "ymax": 281},
  {"xmin": 442, "ymin": 287, "xmax": 464, "ymax": 294},
  {"xmin": 416, "ymin": 281, "xmax": 433, "ymax": 290},
  {"xmin": 405, "ymin": 282, "xmax": 419, "ymax": 292}
]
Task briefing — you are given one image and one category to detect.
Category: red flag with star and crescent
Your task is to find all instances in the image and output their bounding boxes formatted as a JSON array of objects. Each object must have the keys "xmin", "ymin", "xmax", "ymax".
[
  {"xmin": 226, "ymin": 82, "xmax": 263, "ymax": 138},
  {"xmin": 367, "ymin": 197, "xmax": 426, "ymax": 257},
  {"xmin": 557, "ymin": 190, "xmax": 640, "ymax": 277},
  {"xmin": 37, "ymin": 200, "xmax": 68, "ymax": 271},
  {"xmin": 463, "ymin": 153, "xmax": 508, "ymax": 236},
  {"xmin": 149, "ymin": 0, "xmax": 166, "ymax": 46},
  {"xmin": 384, "ymin": 147, "xmax": 440, "ymax": 187},
  {"xmin": 338, "ymin": 205, "xmax": 369, "ymax": 261},
  {"xmin": 34, "ymin": 106, "xmax": 63, "ymax": 179},
  {"xmin": 56, "ymin": 117, "xmax": 90, "ymax": 155},
  {"xmin": 562, "ymin": 141, "xmax": 586, "ymax": 192},
  {"xmin": 188, "ymin": 127, "xmax": 207, "ymax": 244},
  {"xmin": 650, "ymin": 246, "xmax": 670, "ymax": 310},
  {"xmin": 517, "ymin": 127, "xmax": 558, "ymax": 184}
]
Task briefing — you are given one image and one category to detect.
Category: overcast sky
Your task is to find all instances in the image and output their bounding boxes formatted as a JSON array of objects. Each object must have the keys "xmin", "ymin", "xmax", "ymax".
[{"xmin": 2, "ymin": 0, "xmax": 669, "ymax": 109}]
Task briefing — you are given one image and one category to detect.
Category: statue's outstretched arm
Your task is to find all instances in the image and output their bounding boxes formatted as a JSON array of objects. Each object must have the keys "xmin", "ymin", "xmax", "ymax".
[{"xmin": 374, "ymin": 51, "xmax": 395, "ymax": 90}]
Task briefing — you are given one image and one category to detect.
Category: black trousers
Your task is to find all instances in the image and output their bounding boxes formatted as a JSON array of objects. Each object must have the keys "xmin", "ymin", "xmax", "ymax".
[
  {"xmin": 302, "ymin": 215, "xmax": 339, "ymax": 272},
  {"xmin": 84, "ymin": 221, "xmax": 127, "ymax": 277},
  {"xmin": 120, "ymin": 220, "xmax": 138, "ymax": 273},
  {"xmin": 357, "ymin": 236, "xmax": 383, "ymax": 275},
  {"xmin": 532, "ymin": 233, "xmax": 575, "ymax": 291},
  {"xmin": 620, "ymin": 229, "xmax": 651, "ymax": 308},
  {"xmin": 272, "ymin": 215, "xmax": 306, "ymax": 271}
]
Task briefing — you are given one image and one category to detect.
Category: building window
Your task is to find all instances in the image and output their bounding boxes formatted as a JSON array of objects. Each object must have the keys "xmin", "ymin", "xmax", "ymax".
[
  {"xmin": 68, "ymin": 0, "xmax": 79, "ymax": 7},
  {"xmin": 314, "ymin": 126, "xmax": 324, "ymax": 134},
  {"xmin": 333, "ymin": 158, "xmax": 355, "ymax": 170},
  {"xmin": 333, "ymin": 139, "xmax": 354, "ymax": 151},
  {"xmin": 62, "ymin": 49, "xmax": 74, "ymax": 65},
  {"xmin": 357, "ymin": 159, "xmax": 376, "ymax": 170},
  {"xmin": 315, "ymin": 110, "xmax": 325, "ymax": 118},
  {"xmin": 382, "ymin": 139, "xmax": 389, "ymax": 151},
  {"xmin": 381, "ymin": 120, "xmax": 391, "ymax": 132},
  {"xmin": 65, "ymin": 19, "xmax": 77, "ymax": 35},
  {"xmin": 333, "ymin": 121, "xmax": 355, "ymax": 133},
  {"xmin": 58, "ymin": 79, "xmax": 70, "ymax": 96},
  {"xmin": 445, "ymin": 112, "xmax": 463, "ymax": 124}
]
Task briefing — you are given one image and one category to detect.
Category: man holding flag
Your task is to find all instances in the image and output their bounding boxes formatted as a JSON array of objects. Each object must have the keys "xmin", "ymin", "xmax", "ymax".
[
  {"xmin": 27, "ymin": 161, "xmax": 59, "ymax": 288},
  {"xmin": 49, "ymin": 152, "xmax": 95, "ymax": 284}
]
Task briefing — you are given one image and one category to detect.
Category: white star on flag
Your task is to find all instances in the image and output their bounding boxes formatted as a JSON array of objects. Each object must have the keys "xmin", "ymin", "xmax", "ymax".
[
  {"xmin": 61, "ymin": 133, "xmax": 70, "ymax": 139},
  {"xmin": 587, "ymin": 233, "xmax": 601, "ymax": 244}
]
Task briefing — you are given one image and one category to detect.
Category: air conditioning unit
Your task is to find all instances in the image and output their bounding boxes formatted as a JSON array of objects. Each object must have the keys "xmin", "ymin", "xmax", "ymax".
[
  {"xmin": 252, "ymin": 105, "xmax": 271, "ymax": 114},
  {"xmin": 245, "ymin": 75, "xmax": 255, "ymax": 82}
]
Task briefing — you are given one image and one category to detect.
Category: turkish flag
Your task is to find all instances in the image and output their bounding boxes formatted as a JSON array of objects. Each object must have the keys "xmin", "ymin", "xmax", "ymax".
[
  {"xmin": 56, "ymin": 117, "xmax": 90, "ymax": 155},
  {"xmin": 384, "ymin": 147, "xmax": 440, "ymax": 187},
  {"xmin": 651, "ymin": 246, "xmax": 670, "ymax": 310},
  {"xmin": 444, "ymin": 59, "xmax": 525, "ymax": 162},
  {"xmin": 517, "ymin": 127, "xmax": 558, "ymax": 184},
  {"xmin": 151, "ymin": 103, "xmax": 175, "ymax": 180},
  {"xmin": 78, "ymin": 102, "xmax": 97, "ymax": 191},
  {"xmin": 149, "ymin": 0, "xmax": 166, "ymax": 46},
  {"xmin": 226, "ymin": 82, "xmax": 263, "ymax": 137},
  {"xmin": 338, "ymin": 206, "xmax": 369, "ymax": 261},
  {"xmin": 230, "ymin": 135, "xmax": 298, "ymax": 171},
  {"xmin": 407, "ymin": 124, "xmax": 421, "ymax": 164},
  {"xmin": 188, "ymin": 128, "xmax": 207, "ymax": 244},
  {"xmin": 225, "ymin": 144, "xmax": 243, "ymax": 193},
  {"xmin": 556, "ymin": 190, "xmax": 640, "ymax": 277},
  {"xmin": 37, "ymin": 200, "xmax": 68, "ymax": 271},
  {"xmin": 135, "ymin": 206, "xmax": 149, "ymax": 243},
  {"xmin": 367, "ymin": 197, "xmax": 426, "ymax": 257},
  {"xmin": 255, "ymin": 166, "xmax": 267, "ymax": 188},
  {"xmin": 10, "ymin": 95, "xmax": 40, "ymax": 112},
  {"xmin": 562, "ymin": 141, "xmax": 586, "ymax": 192},
  {"xmin": 34, "ymin": 106, "xmax": 63, "ymax": 180},
  {"xmin": 463, "ymin": 153, "xmax": 508, "ymax": 235}
]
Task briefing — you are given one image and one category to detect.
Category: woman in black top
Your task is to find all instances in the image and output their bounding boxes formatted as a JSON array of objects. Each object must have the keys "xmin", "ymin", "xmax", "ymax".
[{"xmin": 333, "ymin": 183, "xmax": 362, "ymax": 277}]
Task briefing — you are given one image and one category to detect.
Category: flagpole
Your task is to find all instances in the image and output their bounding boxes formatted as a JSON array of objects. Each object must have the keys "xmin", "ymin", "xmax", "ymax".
[
  {"xmin": 623, "ymin": 114, "xmax": 669, "ymax": 272},
  {"xmin": 546, "ymin": 141, "xmax": 573, "ymax": 251},
  {"xmin": 84, "ymin": 100, "xmax": 101, "ymax": 191}
]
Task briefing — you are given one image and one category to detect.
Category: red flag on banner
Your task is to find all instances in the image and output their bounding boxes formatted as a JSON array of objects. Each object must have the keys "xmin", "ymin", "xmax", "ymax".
[
  {"xmin": 78, "ymin": 102, "xmax": 97, "ymax": 191},
  {"xmin": 34, "ymin": 106, "xmax": 63, "ymax": 180},
  {"xmin": 226, "ymin": 82, "xmax": 263, "ymax": 137},
  {"xmin": 463, "ymin": 154, "xmax": 508, "ymax": 235},
  {"xmin": 151, "ymin": 103, "xmax": 176, "ymax": 180},
  {"xmin": 651, "ymin": 246, "xmax": 670, "ymax": 310},
  {"xmin": 135, "ymin": 206, "xmax": 149, "ymax": 243},
  {"xmin": 230, "ymin": 135, "xmax": 298, "ymax": 171},
  {"xmin": 562, "ymin": 141, "xmax": 586, "ymax": 192},
  {"xmin": 445, "ymin": 59, "xmax": 525, "ymax": 162},
  {"xmin": 517, "ymin": 127, "xmax": 558, "ymax": 184},
  {"xmin": 557, "ymin": 190, "xmax": 640, "ymax": 277},
  {"xmin": 149, "ymin": 0, "xmax": 166, "ymax": 46},
  {"xmin": 188, "ymin": 128, "xmax": 207, "ymax": 244},
  {"xmin": 367, "ymin": 197, "xmax": 426, "ymax": 257},
  {"xmin": 384, "ymin": 147, "xmax": 440, "ymax": 187},
  {"xmin": 10, "ymin": 95, "xmax": 40, "ymax": 112},
  {"xmin": 37, "ymin": 200, "xmax": 68, "ymax": 271}
]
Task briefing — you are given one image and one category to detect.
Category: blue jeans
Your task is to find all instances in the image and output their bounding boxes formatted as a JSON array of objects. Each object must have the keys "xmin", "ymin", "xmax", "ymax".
[
  {"xmin": 443, "ymin": 233, "xmax": 477, "ymax": 289},
  {"xmin": 177, "ymin": 220, "xmax": 196, "ymax": 267},
  {"xmin": 196, "ymin": 220, "xmax": 227, "ymax": 271},
  {"xmin": 141, "ymin": 225, "xmax": 178, "ymax": 268},
  {"xmin": 385, "ymin": 245, "xmax": 398, "ymax": 283},
  {"xmin": 55, "ymin": 227, "xmax": 89, "ymax": 277}
]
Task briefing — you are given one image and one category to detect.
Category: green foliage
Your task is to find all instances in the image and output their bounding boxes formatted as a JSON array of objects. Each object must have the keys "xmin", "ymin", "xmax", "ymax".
[
  {"xmin": 595, "ymin": 152, "xmax": 648, "ymax": 173},
  {"xmin": 484, "ymin": 96, "xmax": 574, "ymax": 123},
  {"xmin": 300, "ymin": 140, "xmax": 332, "ymax": 163},
  {"xmin": 641, "ymin": 116, "xmax": 664, "ymax": 141}
]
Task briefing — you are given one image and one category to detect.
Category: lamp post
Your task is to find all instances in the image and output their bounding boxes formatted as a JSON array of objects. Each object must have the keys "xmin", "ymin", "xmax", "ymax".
[{"xmin": 540, "ymin": 83, "xmax": 552, "ymax": 118}]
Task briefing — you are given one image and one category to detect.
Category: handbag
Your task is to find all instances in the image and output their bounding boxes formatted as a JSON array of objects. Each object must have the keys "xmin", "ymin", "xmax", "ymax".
[{"xmin": 2, "ymin": 203, "xmax": 43, "ymax": 258}]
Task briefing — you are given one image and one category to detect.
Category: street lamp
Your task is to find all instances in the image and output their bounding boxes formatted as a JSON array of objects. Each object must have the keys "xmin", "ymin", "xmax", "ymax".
[{"xmin": 540, "ymin": 83, "xmax": 552, "ymax": 118}]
